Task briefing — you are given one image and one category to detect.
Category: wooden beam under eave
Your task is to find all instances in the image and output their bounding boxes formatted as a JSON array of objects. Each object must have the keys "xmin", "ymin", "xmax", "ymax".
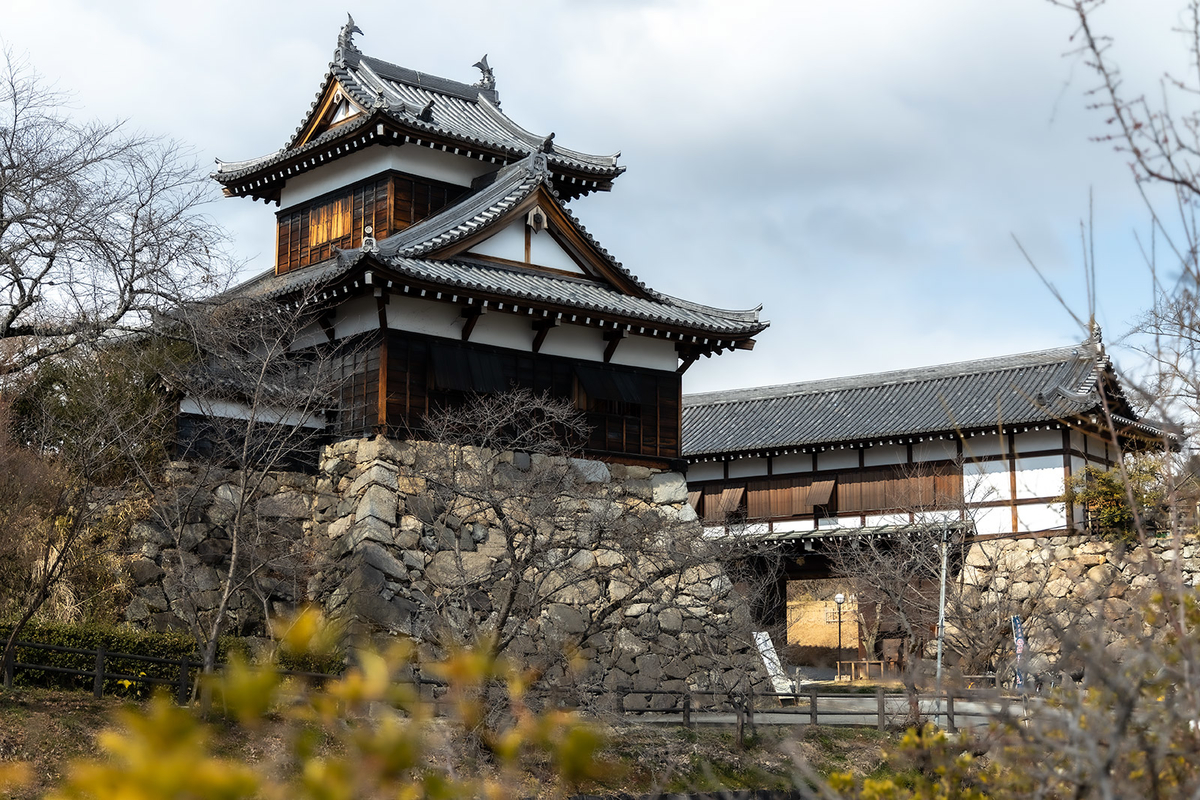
[
  {"xmin": 603, "ymin": 329, "xmax": 627, "ymax": 363},
  {"xmin": 461, "ymin": 306, "xmax": 486, "ymax": 342},
  {"xmin": 734, "ymin": 338, "xmax": 757, "ymax": 351},
  {"xmin": 532, "ymin": 318, "xmax": 559, "ymax": 353},
  {"xmin": 677, "ymin": 354, "xmax": 700, "ymax": 374}
]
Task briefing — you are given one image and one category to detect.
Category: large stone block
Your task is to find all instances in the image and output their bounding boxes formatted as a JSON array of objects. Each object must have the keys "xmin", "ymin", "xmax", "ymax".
[
  {"xmin": 545, "ymin": 603, "xmax": 587, "ymax": 636},
  {"xmin": 358, "ymin": 542, "xmax": 409, "ymax": 582},
  {"xmin": 255, "ymin": 492, "xmax": 310, "ymax": 519},
  {"xmin": 570, "ymin": 458, "xmax": 611, "ymax": 484},
  {"xmin": 425, "ymin": 551, "xmax": 495, "ymax": 586},
  {"xmin": 348, "ymin": 463, "xmax": 399, "ymax": 496},
  {"xmin": 127, "ymin": 558, "xmax": 164, "ymax": 586},
  {"xmin": 650, "ymin": 472, "xmax": 688, "ymax": 505},
  {"xmin": 356, "ymin": 484, "xmax": 397, "ymax": 526}
]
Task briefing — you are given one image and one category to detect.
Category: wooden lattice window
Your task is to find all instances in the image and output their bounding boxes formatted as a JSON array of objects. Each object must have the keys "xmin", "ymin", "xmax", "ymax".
[{"xmin": 308, "ymin": 195, "xmax": 352, "ymax": 246}]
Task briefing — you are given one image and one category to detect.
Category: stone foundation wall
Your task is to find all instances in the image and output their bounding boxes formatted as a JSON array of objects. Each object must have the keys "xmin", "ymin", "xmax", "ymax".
[
  {"xmin": 124, "ymin": 436, "xmax": 768, "ymax": 704},
  {"xmin": 958, "ymin": 533, "xmax": 1199, "ymax": 668}
]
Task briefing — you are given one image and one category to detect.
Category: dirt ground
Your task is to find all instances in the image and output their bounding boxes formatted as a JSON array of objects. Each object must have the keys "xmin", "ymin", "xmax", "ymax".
[{"xmin": 0, "ymin": 687, "xmax": 895, "ymax": 797}]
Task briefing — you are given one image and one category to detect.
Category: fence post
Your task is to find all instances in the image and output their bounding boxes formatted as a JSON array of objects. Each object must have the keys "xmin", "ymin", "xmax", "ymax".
[
  {"xmin": 876, "ymin": 687, "xmax": 886, "ymax": 731},
  {"xmin": 2, "ymin": 644, "xmax": 12, "ymax": 689},
  {"xmin": 735, "ymin": 700, "xmax": 745, "ymax": 747},
  {"xmin": 176, "ymin": 656, "xmax": 190, "ymax": 705},
  {"xmin": 682, "ymin": 694, "xmax": 692, "ymax": 729},
  {"xmin": 93, "ymin": 646, "xmax": 106, "ymax": 700},
  {"xmin": 946, "ymin": 692, "xmax": 957, "ymax": 733},
  {"xmin": 809, "ymin": 686, "xmax": 818, "ymax": 725},
  {"xmin": 745, "ymin": 692, "xmax": 755, "ymax": 734}
]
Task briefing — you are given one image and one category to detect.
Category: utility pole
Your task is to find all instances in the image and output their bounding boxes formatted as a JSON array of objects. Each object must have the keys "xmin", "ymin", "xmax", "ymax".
[
  {"xmin": 835, "ymin": 592, "xmax": 845, "ymax": 681},
  {"xmin": 935, "ymin": 524, "xmax": 949, "ymax": 726}
]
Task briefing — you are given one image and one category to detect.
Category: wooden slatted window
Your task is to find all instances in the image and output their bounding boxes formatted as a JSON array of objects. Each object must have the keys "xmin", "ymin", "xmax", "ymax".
[
  {"xmin": 275, "ymin": 171, "xmax": 464, "ymax": 274},
  {"xmin": 309, "ymin": 195, "xmax": 352, "ymax": 246}
]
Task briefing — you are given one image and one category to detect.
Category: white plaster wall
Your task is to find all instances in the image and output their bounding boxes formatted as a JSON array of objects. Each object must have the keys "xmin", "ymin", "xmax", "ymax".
[
  {"xmin": 1017, "ymin": 503, "xmax": 1067, "ymax": 533},
  {"xmin": 383, "ymin": 295, "xmax": 462, "ymax": 339},
  {"xmin": 537, "ymin": 323, "xmax": 606, "ymax": 362},
  {"xmin": 817, "ymin": 516, "xmax": 845, "ymax": 529},
  {"xmin": 530, "ymin": 230, "xmax": 585, "ymax": 273},
  {"xmin": 291, "ymin": 320, "xmax": 328, "ymax": 350},
  {"xmin": 728, "ymin": 458, "xmax": 769, "ymax": 479},
  {"xmin": 772, "ymin": 453, "xmax": 813, "ymax": 474},
  {"xmin": 688, "ymin": 462, "xmax": 725, "ymax": 482},
  {"xmin": 772, "ymin": 519, "xmax": 815, "ymax": 533},
  {"xmin": 1071, "ymin": 455, "xmax": 1086, "ymax": 474},
  {"xmin": 972, "ymin": 505, "xmax": 1013, "ymax": 536},
  {"xmin": 1014, "ymin": 429, "xmax": 1063, "ymax": 455},
  {"xmin": 609, "ymin": 336, "xmax": 678, "ymax": 371},
  {"xmin": 864, "ymin": 513, "xmax": 911, "ymax": 527},
  {"xmin": 336, "ymin": 297, "xmax": 381, "ymax": 338},
  {"xmin": 467, "ymin": 221, "xmax": 525, "ymax": 263},
  {"xmin": 863, "ymin": 444, "xmax": 905, "ymax": 467},
  {"xmin": 179, "ymin": 398, "xmax": 323, "ymax": 429},
  {"xmin": 964, "ymin": 431, "xmax": 1007, "ymax": 458},
  {"xmin": 466, "ymin": 310, "xmax": 535, "ymax": 352},
  {"xmin": 914, "ymin": 509, "xmax": 961, "ymax": 526},
  {"xmin": 913, "ymin": 439, "xmax": 957, "ymax": 463},
  {"xmin": 1070, "ymin": 430, "xmax": 1086, "ymax": 452},
  {"xmin": 279, "ymin": 145, "xmax": 494, "ymax": 208},
  {"xmin": 965, "ymin": 459, "xmax": 1011, "ymax": 503},
  {"xmin": 817, "ymin": 449, "xmax": 859, "ymax": 471},
  {"xmin": 1014, "ymin": 455, "xmax": 1066, "ymax": 500}
]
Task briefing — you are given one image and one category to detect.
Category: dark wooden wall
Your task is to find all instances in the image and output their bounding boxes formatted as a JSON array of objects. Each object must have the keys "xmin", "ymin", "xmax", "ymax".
[
  {"xmin": 361, "ymin": 331, "xmax": 682, "ymax": 460},
  {"xmin": 697, "ymin": 463, "xmax": 963, "ymax": 525}
]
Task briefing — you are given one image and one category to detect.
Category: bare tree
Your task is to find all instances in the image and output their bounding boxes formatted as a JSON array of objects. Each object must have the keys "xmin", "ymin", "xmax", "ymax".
[
  {"xmin": 118, "ymin": 295, "xmax": 342, "ymax": 675},
  {"xmin": 0, "ymin": 49, "xmax": 235, "ymax": 378}
]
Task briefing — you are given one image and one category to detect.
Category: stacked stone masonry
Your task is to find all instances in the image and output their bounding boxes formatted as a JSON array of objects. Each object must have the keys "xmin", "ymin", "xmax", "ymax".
[{"xmin": 124, "ymin": 436, "xmax": 768, "ymax": 707}]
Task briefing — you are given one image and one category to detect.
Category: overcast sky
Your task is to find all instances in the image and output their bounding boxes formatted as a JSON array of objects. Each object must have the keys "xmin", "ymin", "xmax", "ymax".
[{"xmin": 5, "ymin": 1, "xmax": 1192, "ymax": 395}]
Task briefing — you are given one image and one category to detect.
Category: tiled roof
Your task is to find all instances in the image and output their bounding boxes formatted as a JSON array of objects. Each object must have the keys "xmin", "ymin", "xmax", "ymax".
[
  {"xmin": 222, "ymin": 251, "xmax": 765, "ymax": 339},
  {"xmin": 213, "ymin": 20, "xmax": 621, "ymax": 189},
  {"xmin": 682, "ymin": 337, "xmax": 1154, "ymax": 456}
]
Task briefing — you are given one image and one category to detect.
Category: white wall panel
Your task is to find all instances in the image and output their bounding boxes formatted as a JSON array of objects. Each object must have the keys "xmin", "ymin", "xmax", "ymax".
[
  {"xmin": 529, "ymin": 229, "xmax": 585, "ymax": 273},
  {"xmin": 864, "ymin": 513, "xmax": 911, "ymax": 527},
  {"xmin": 913, "ymin": 440, "xmax": 957, "ymax": 463},
  {"xmin": 963, "ymin": 431, "xmax": 1006, "ymax": 458},
  {"xmin": 609, "ymin": 336, "xmax": 678, "ymax": 370},
  {"xmin": 864, "ymin": 444, "xmax": 906, "ymax": 467},
  {"xmin": 335, "ymin": 297, "xmax": 380, "ymax": 338},
  {"xmin": 1014, "ymin": 455, "xmax": 1065, "ymax": 500},
  {"xmin": 1018, "ymin": 503, "xmax": 1067, "ymax": 533},
  {"xmin": 469, "ymin": 310, "xmax": 535, "ymax": 351},
  {"xmin": 772, "ymin": 519, "xmax": 814, "ymax": 533},
  {"xmin": 537, "ymin": 323, "xmax": 606, "ymax": 362},
  {"xmin": 817, "ymin": 449, "xmax": 859, "ymax": 471},
  {"xmin": 280, "ymin": 145, "xmax": 492, "ymax": 208},
  {"xmin": 1014, "ymin": 429, "xmax": 1063, "ymax": 455},
  {"xmin": 687, "ymin": 462, "xmax": 725, "ymax": 482},
  {"xmin": 1070, "ymin": 430, "xmax": 1086, "ymax": 452},
  {"xmin": 467, "ymin": 221, "xmax": 526, "ymax": 263},
  {"xmin": 964, "ymin": 459, "xmax": 1011, "ymax": 503},
  {"xmin": 914, "ymin": 509, "xmax": 961, "ymax": 526},
  {"xmin": 729, "ymin": 458, "xmax": 769, "ymax": 479},
  {"xmin": 772, "ymin": 453, "xmax": 813, "ymax": 474},
  {"xmin": 383, "ymin": 295, "xmax": 461, "ymax": 339},
  {"xmin": 971, "ymin": 505, "xmax": 1012, "ymax": 536}
]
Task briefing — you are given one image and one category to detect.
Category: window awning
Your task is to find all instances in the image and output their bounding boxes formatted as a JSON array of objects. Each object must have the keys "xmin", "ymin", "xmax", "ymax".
[{"xmin": 808, "ymin": 479, "xmax": 835, "ymax": 507}]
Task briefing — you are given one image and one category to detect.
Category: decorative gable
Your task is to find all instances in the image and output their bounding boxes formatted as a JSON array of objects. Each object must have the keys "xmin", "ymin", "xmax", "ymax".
[{"xmin": 465, "ymin": 214, "xmax": 589, "ymax": 277}]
